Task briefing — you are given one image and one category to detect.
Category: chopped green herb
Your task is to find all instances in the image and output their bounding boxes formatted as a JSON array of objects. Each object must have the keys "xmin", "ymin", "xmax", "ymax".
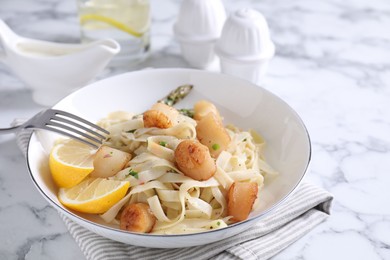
[
  {"xmin": 126, "ymin": 129, "xmax": 136, "ymax": 133},
  {"xmin": 212, "ymin": 143, "xmax": 220, "ymax": 151},
  {"xmin": 159, "ymin": 141, "xmax": 167, "ymax": 147},
  {"xmin": 126, "ymin": 168, "xmax": 139, "ymax": 179},
  {"xmin": 217, "ymin": 221, "xmax": 221, "ymax": 226},
  {"xmin": 243, "ymin": 138, "xmax": 247, "ymax": 142},
  {"xmin": 110, "ymin": 151, "xmax": 113, "ymax": 154}
]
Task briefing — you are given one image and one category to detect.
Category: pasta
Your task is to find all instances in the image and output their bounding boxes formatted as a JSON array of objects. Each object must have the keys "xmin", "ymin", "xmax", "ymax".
[{"xmin": 96, "ymin": 100, "xmax": 278, "ymax": 234}]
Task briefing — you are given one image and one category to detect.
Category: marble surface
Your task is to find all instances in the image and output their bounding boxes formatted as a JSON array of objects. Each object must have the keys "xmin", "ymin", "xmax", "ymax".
[{"xmin": 1, "ymin": 0, "xmax": 389, "ymax": 259}]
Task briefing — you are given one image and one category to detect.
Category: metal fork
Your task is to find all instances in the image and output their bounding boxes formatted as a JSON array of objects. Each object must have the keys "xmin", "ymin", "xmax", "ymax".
[
  {"xmin": 0, "ymin": 109, "xmax": 109, "ymax": 148},
  {"xmin": 0, "ymin": 84, "xmax": 194, "ymax": 148}
]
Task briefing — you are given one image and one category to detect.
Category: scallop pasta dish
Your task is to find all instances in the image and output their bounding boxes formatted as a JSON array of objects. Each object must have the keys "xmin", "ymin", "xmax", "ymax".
[{"xmin": 49, "ymin": 99, "xmax": 278, "ymax": 235}]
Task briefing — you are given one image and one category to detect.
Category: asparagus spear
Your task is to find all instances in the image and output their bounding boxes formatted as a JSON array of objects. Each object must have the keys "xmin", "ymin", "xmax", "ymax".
[
  {"xmin": 158, "ymin": 84, "xmax": 193, "ymax": 106},
  {"xmin": 177, "ymin": 108, "xmax": 194, "ymax": 118},
  {"xmin": 159, "ymin": 84, "xmax": 195, "ymax": 118},
  {"xmin": 133, "ymin": 84, "xmax": 194, "ymax": 119}
]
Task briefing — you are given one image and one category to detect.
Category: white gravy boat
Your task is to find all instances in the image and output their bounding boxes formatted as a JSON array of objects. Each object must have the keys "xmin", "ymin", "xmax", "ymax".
[{"xmin": 0, "ymin": 20, "xmax": 120, "ymax": 106}]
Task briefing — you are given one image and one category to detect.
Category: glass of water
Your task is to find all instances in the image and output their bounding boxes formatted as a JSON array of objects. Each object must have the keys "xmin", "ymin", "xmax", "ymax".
[{"xmin": 76, "ymin": 0, "xmax": 151, "ymax": 65}]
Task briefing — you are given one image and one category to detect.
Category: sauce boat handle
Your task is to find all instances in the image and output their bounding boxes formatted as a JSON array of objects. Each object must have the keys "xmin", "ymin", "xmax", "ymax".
[{"xmin": 0, "ymin": 19, "xmax": 19, "ymax": 63}]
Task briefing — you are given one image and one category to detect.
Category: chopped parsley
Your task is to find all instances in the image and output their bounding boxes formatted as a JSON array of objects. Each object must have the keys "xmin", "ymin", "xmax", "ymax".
[
  {"xmin": 126, "ymin": 168, "xmax": 139, "ymax": 179},
  {"xmin": 212, "ymin": 143, "xmax": 220, "ymax": 151},
  {"xmin": 243, "ymin": 138, "xmax": 247, "ymax": 142},
  {"xmin": 159, "ymin": 141, "xmax": 167, "ymax": 147},
  {"xmin": 126, "ymin": 129, "xmax": 136, "ymax": 133},
  {"xmin": 217, "ymin": 221, "xmax": 221, "ymax": 226}
]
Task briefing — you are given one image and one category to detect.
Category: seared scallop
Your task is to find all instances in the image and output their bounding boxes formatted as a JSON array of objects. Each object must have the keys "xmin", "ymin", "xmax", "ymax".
[
  {"xmin": 91, "ymin": 146, "xmax": 131, "ymax": 178},
  {"xmin": 120, "ymin": 203, "xmax": 156, "ymax": 233},
  {"xmin": 143, "ymin": 103, "xmax": 179, "ymax": 129},
  {"xmin": 227, "ymin": 181, "xmax": 258, "ymax": 222},
  {"xmin": 196, "ymin": 113, "xmax": 231, "ymax": 158},
  {"xmin": 174, "ymin": 139, "xmax": 216, "ymax": 181}
]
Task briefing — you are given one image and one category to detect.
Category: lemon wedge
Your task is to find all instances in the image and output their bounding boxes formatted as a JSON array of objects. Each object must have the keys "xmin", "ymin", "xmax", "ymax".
[
  {"xmin": 49, "ymin": 140, "xmax": 95, "ymax": 188},
  {"xmin": 58, "ymin": 178, "xmax": 130, "ymax": 214},
  {"xmin": 80, "ymin": 14, "xmax": 144, "ymax": 38}
]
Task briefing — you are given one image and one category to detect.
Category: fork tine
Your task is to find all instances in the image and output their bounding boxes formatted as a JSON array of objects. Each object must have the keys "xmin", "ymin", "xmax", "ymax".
[
  {"xmin": 51, "ymin": 115, "xmax": 106, "ymax": 139},
  {"xmin": 51, "ymin": 109, "xmax": 109, "ymax": 134},
  {"xmin": 45, "ymin": 121, "xmax": 104, "ymax": 145},
  {"xmin": 41, "ymin": 126, "xmax": 99, "ymax": 149}
]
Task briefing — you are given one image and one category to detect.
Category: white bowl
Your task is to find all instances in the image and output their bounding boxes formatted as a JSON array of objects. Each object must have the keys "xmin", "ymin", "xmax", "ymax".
[{"xmin": 26, "ymin": 68, "xmax": 310, "ymax": 248}]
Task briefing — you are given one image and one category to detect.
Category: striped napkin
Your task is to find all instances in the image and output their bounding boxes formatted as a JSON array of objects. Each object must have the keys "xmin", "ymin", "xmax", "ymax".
[{"xmin": 16, "ymin": 129, "xmax": 333, "ymax": 260}]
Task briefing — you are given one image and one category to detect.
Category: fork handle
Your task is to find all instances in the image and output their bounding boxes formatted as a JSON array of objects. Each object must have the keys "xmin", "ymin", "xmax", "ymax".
[
  {"xmin": 0, "ymin": 125, "xmax": 21, "ymax": 134},
  {"xmin": 0, "ymin": 118, "xmax": 25, "ymax": 134}
]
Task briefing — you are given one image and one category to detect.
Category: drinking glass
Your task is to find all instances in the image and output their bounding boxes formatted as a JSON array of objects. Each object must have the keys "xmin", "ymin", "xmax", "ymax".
[{"xmin": 76, "ymin": 0, "xmax": 151, "ymax": 65}]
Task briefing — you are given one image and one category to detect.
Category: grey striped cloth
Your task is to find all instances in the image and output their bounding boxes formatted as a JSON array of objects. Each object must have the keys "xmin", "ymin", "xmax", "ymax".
[{"xmin": 16, "ymin": 129, "xmax": 333, "ymax": 260}]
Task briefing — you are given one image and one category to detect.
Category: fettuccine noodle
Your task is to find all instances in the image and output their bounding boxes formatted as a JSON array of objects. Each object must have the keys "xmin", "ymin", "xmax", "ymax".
[{"xmin": 98, "ymin": 104, "xmax": 277, "ymax": 234}]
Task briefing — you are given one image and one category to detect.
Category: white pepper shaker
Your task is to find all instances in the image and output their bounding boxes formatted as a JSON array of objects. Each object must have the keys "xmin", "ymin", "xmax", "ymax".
[
  {"xmin": 215, "ymin": 8, "xmax": 275, "ymax": 83},
  {"xmin": 173, "ymin": 0, "xmax": 226, "ymax": 69}
]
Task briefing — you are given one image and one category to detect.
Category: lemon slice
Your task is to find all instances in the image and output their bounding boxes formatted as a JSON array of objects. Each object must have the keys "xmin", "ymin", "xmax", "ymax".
[
  {"xmin": 80, "ymin": 14, "xmax": 144, "ymax": 38},
  {"xmin": 49, "ymin": 140, "xmax": 95, "ymax": 188},
  {"xmin": 58, "ymin": 178, "xmax": 130, "ymax": 214}
]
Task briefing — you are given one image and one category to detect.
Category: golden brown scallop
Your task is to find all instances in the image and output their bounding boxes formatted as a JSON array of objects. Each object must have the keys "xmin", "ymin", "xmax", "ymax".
[
  {"xmin": 196, "ymin": 113, "xmax": 231, "ymax": 158},
  {"xmin": 91, "ymin": 146, "xmax": 131, "ymax": 178},
  {"xmin": 194, "ymin": 100, "xmax": 221, "ymax": 121},
  {"xmin": 120, "ymin": 203, "xmax": 156, "ymax": 233},
  {"xmin": 143, "ymin": 110, "xmax": 173, "ymax": 129},
  {"xmin": 227, "ymin": 181, "xmax": 258, "ymax": 222},
  {"xmin": 143, "ymin": 102, "xmax": 179, "ymax": 129},
  {"xmin": 174, "ymin": 139, "xmax": 216, "ymax": 181}
]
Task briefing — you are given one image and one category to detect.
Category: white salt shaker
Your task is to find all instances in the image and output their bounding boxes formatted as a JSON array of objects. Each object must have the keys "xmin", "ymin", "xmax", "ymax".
[
  {"xmin": 173, "ymin": 0, "xmax": 226, "ymax": 69},
  {"xmin": 215, "ymin": 8, "xmax": 275, "ymax": 84}
]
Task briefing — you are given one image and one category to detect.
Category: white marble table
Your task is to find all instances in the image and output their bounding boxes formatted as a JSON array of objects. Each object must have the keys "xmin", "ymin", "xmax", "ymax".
[{"xmin": 1, "ymin": 0, "xmax": 389, "ymax": 259}]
